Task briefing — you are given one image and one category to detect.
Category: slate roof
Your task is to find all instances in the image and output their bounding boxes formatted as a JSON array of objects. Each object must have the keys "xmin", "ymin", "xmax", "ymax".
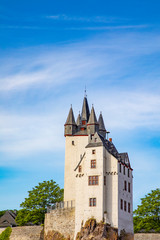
[
  {"xmin": 81, "ymin": 97, "xmax": 90, "ymax": 121},
  {"xmin": 98, "ymin": 113, "xmax": 106, "ymax": 131},
  {"xmin": 0, "ymin": 211, "xmax": 17, "ymax": 228},
  {"xmin": 88, "ymin": 106, "xmax": 98, "ymax": 125},
  {"xmin": 76, "ymin": 113, "xmax": 81, "ymax": 126},
  {"xmin": 86, "ymin": 132, "xmax": 131, "ymax": 168},
  {"xmin": 65, "ymin": 107, "xmax": 76, "ymax": 125}
]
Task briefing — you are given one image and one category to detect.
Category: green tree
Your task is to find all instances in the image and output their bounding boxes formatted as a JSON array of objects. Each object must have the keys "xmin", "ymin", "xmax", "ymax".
[
  {"xmin": 16, "ymin": 180, "xmax": 63, "ymax": 226},
  {"xmin": 134, "ymin": 188, "xmax": 160, "ymax": 233}
]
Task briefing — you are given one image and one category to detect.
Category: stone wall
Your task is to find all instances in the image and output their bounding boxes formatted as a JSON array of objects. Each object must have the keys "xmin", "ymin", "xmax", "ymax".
[
  {"xmin": 44, "ymin": 208, "xmax": 75, "ymax": 240},
  {"xmin": 134, "ymin": 233, "xmax": 160, "ymax": 240},
  {"xmin": 9, "ymin": 226, "xmax": 43, "ymax": 240}
]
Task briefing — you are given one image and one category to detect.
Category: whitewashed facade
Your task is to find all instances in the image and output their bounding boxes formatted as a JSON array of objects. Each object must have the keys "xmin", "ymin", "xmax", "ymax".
[{"xmin": 64, "ymin": 96, "xmax": 133, "ymax": 238}]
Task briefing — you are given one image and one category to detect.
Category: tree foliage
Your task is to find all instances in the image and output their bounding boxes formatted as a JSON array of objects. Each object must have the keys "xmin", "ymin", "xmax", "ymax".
[
  {"xmin": 0, "ymin": 211, "xmax": 6, "ymax": 218},
  {"xmin": 134, "ymin": 188, "xmax": 160, "ymax": 232},
  {"xmin": 16, "ymin": 180, "xmax": 63, "ymax": 225}
]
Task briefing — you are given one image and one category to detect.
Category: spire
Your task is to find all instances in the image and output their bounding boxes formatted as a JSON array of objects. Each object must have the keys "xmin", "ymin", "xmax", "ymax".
[
  {"xmin": 98, "ymin": 112, "xmax": 106, "ymax": 131},
  {"xmin": 87, "ymin": 106, "xmax": 98, "ymax": 125},
  {"xmin": 65, "ymin": 107, "xmax": 76, "ymax": 125},
  {"xmin": 98, "ymin": 112, "xmax": 106, "ymax": 139},
  {"xmin": 81, "ymin": 96, "xmax": 90, "ymax": 122},
  {"xmin": 76, "ymin": 112, "xmax": 81, "ymax": 126}
]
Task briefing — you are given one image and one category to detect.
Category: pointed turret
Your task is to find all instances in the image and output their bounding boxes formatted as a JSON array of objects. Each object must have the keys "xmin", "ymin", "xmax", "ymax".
[
  {"xmin": 64, "ymin": 106, "xmax": 77, "ymax": 136},
  {"xmin": 76, "ymin": 112, "xmax": 81, "ymax": 126},
  {"xmin": 98, "ymin": 112, "xmax": 106, "ymax": 139},
  {"xmin": 81, "ymin": 96, "xmax": 90, "ymax": 124},
  {"xmin": 87, "ymin": 106, "xmax": 99, "ymax": 135}
]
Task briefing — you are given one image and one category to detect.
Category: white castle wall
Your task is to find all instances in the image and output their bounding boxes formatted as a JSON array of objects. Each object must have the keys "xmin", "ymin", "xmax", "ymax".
[{"xmin": 118, "ymin": 163, "xmax": 133, "ymax": 234}]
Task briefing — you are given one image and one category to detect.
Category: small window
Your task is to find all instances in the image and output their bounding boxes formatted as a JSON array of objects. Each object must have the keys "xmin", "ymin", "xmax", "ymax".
[
  {"xmin": 123, "ymin": 166, "xmax": 125, "ymax": 175},
  {"xmin": 91, "ymin": 159, "xmax": 96, "ymax": 168},
  {"xmin": 128, "ymin": 202, "xmax": 131, "ymax": 213},
  {"xmin": 88, "ymin": 176, "xmax": 99, "ymax": 185},
  {"xmin": 119, "ymin": 164, "xmax": 121, "ymax": 173},
  {"xmin": 128, "ymin": 182, "xmax": 130, "ymax": 193},
  {"xmin": 72, "ymin": 141, "xmax": 74, "ymax": 145},
  {"xmin": 124, "ymin": 201, "xmax": 127, "ymax": 211},
  {"xmin": 89, "ymin": 198, "xmax": 96, "ymax": 207},
  {"xmin": 124, "ymin": 181, "xmax": 127, "ymax": 191},
  {"xmin": 120, "ymin": 199, "xmax": 123, "ymax": 210},
  {"xmin": 80, "ymin": 127, "xmax": 85, "ymax": 131},
  {"xmin": 92, "ymin": 149, "xmax": 96, "ymax": 154},
  {"xmin": 104, "ymin": 176, "xmax": 106, "ymax": 185},
  {"xmin": 128, "ymin": 169, "xmax": 130, "ymax": 177},
  {"xmin": 78, "ymin": 165, "xmax": 82, "ymax": 173},
  {"xmin": 94, "ymin": 138, "xmax": 97, "ymax": 142}
]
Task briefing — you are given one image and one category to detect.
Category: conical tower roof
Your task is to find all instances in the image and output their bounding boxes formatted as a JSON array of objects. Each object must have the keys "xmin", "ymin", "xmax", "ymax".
[
  {"xmin": 81, "ymin": 97, "xmax": 90, "ymax": 122},
  {"xmin": 76, "ymin": 113, "xmax": 81, "ymax": 126},
  {"xmin": 87, "ymin": 106, "xmax": 98, "ymax": 125},
  {"xmin": 65, "ymin": 107, "xmax": 76, "ymax": 125},
  {"xmin": 98, "ymin": 113, "xmax": 106, "ymax": 131}
]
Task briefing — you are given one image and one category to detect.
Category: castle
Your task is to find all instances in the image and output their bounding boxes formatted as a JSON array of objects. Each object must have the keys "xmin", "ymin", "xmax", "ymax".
[{"xmin": 64, "ymin": 94, "xmax": 133, "ymax": 237}]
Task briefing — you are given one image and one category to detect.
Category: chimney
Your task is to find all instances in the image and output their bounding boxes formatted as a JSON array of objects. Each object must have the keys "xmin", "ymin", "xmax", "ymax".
[{"xmin": 109, "ymin": 138, "xmax": 112, "ymax": 142}]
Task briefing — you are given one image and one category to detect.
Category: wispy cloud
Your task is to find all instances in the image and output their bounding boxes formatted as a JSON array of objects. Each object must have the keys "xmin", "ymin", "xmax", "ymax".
[
  {"xmin": 67, "ymin": 25, "xmax": 149, "ymax": 31},
  {"xmin": 1, "ymin": 31, "xmax": 160, "ymax": 156},
  {"xmin": 46, "ymin": 14, "xmax": 115, "ymax": 23},
  {"xmin": 0, "ymin": 31, "xmax": 160, "ymax": 92}
]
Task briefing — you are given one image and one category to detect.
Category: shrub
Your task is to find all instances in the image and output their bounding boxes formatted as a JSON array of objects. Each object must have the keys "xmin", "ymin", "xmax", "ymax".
[{"xmin": 0, "ymin": 227, "xmax": 12, "ymax": 240}]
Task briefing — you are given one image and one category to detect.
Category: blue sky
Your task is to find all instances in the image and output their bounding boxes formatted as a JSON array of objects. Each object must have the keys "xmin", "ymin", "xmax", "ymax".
[{"xmin": 0, "ymin": 0, "xmax": 160, "ymax": 210}]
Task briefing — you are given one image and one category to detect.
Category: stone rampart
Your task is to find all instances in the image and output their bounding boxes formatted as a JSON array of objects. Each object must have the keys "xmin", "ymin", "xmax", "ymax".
[
  {"xmin": 9, "ymin": 226, "xmax": 43, "ymax": 240},
  {"xmin": 134, "ymin": 233, "xmax": 160, "ymax": 240},
  {"xmin": 44, "ymin": 208, "xmax": 75, "ymax": 240}
]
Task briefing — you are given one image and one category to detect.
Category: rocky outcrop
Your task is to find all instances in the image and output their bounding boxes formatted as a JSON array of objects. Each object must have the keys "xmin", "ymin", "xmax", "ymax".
[{"xmin": 76, "ymin": 219, "xmax": 134, "ymax": 240}]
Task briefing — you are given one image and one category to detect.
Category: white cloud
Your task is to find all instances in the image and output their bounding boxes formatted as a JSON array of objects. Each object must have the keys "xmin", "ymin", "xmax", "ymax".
[
  {"xmin": 67, "ymin": 25, "xmax": 148, "ymax": 31},
  {"xmin": 1, "ymin": 31, "xmax": 160, "ymax": 93},
  {"xmin": 46, "ymin": 14, "xmax": 114, "ymax": 23},
  {"xmin": 0, "ymin": 31, "xmax": 160, "ymax": 157},
  {"xmin": 0, "ymin": 112, "xmax": 65, "ymax": 156}
]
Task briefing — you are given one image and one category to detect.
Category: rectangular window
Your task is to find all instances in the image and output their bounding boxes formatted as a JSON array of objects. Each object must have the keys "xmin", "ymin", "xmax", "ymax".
[
  {"xmin": 92, "ymin": 149, "xmax": 96, "ymax": 154},
  {"xmin": 128, "ymin": 182, "xmax": 130, "ymax": 193},
  {"xmin": 128, "ymin": 169, "xmax": 130, "ymax": 177},
  {"xmin": 89, "ymin": 198, "xmax": 96, "ymax": 207},
  {"xmin": 124, "ymin": 201, "xmax": 127, "ymax": 211},
  {"xmin": 128, "ymin": 202, "xmax": 131, "ymax": 213},
  {"xmin": 91, "ymin": 159, "xmax": 96, "ymax": 168},
  {"xmin": 120, "ymin": 199, "xmax": 123, "ymax": 210},
  {"xmin": 88, "ymin": 176, "xmax": 99, "ymax": 185},
  {"xmin": 72, "ymin": 141, "xmax": 74, "ymax": 145},
  {"xmin": 123, "ymin": 166, "xmax": 125, "ymax": 175},
  {"xmin": 124, "ymin": 181, "xmax": 127, "ymax": 191},
  {"xmin": 104, "ymin": 176, "xmax": 106, "ymax": 185},
  {"xmin": 78, "ymin": 165, "xmax": 82, "ymax": 173},
  {"xmin": 119, "ymin": 164, "xmax": 121, "ymax": 173}
]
